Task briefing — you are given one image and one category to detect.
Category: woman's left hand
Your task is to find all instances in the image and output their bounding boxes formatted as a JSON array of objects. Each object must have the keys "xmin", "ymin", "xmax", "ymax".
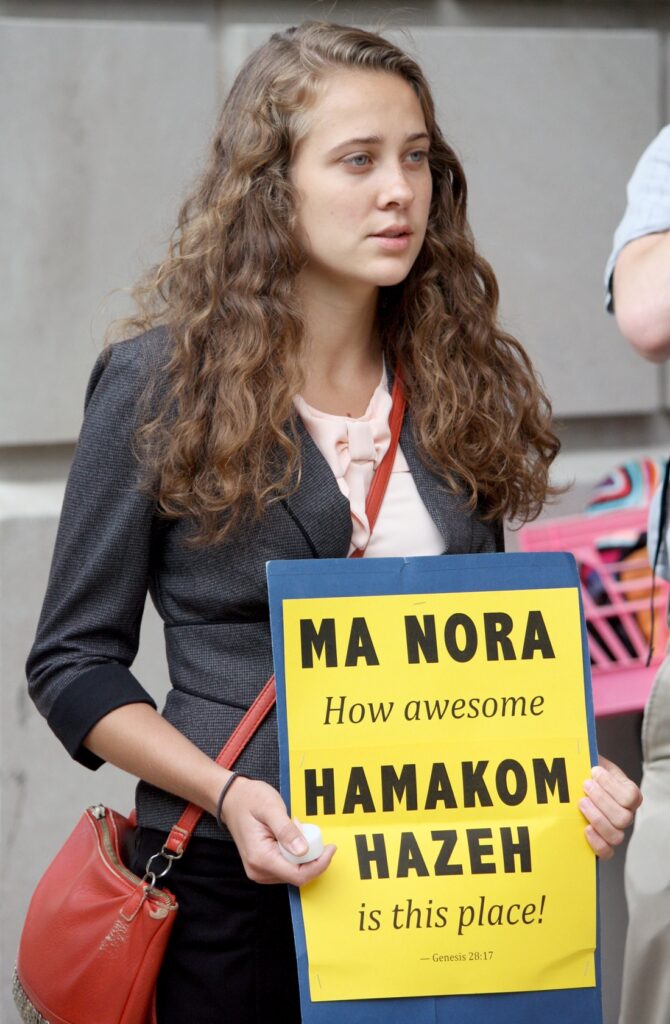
[{"xmin": 579, "ymin": 755, "xmax": 642, "ymax": 859}]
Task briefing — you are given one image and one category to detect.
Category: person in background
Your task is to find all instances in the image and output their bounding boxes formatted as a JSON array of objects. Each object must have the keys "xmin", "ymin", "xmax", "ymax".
[{"xmin": 606, "ymin": 124, "xmax": 670, "ymax": 1024}]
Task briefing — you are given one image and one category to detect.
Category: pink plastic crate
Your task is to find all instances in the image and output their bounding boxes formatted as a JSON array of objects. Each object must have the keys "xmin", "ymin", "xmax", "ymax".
[{"xmin": 517, "ymin": 507, "xmax": 669, "ymax": 716}]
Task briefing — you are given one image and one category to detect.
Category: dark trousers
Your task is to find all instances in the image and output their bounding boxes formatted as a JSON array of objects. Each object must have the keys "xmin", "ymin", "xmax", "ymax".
[{"xmin": 132, "ymin": 828, "xmax": 302, "ymax": 1024}]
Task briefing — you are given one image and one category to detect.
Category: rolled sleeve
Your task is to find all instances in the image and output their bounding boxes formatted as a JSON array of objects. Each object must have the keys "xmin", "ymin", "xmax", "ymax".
[
  {"xmin": 47, "ymin": 664, "xmax": 155, "ymax": 769},
  {"xmin": 605, "ymin": 126, "xmax": 670, "ymax": 312},
  {"xmin": 26, "ymin": 332, "xmax": 168, "ymax": 768}
]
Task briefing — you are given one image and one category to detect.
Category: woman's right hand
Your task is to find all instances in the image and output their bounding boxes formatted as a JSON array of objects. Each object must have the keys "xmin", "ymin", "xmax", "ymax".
[
  {"xmin": 82, "ymin": 704, "xmax": 334, "ymax": 885},
  {"xmin": 220, "ymin": 776, "xmax": 337, "ymax": 885}
]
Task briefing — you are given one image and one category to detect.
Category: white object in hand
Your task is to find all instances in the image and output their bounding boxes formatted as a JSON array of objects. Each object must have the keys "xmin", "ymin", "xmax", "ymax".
[{"xmin": 279, "ymin": 821, "xmax": 324, "ymax": 864}]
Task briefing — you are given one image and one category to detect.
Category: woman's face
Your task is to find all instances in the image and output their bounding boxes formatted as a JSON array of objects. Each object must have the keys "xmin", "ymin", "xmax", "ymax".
[{"xmin": 290, "ymin": 69, "xmax": 433, "ymax": 297}]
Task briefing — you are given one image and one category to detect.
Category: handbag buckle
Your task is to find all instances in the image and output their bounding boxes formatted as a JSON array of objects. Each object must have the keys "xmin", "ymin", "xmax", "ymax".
[{"xmin": 143, "ymin": 843, "xmax": 184, "ymax": 885}]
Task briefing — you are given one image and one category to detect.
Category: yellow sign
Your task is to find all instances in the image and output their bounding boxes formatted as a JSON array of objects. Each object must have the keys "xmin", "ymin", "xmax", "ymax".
[{"xmin": 281, "ymin": 587, "xmax": 596, "ymax": 1002}]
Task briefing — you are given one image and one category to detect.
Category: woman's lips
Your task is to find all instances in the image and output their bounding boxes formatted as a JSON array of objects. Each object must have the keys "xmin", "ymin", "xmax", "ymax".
[{"xmin": 369, "ymin": 232, "xmax": 412, "ymax": 251}]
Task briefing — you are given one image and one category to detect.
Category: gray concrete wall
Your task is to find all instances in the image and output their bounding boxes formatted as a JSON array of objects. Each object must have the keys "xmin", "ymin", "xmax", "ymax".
[{"xmin": 3, "ymin": 3, "xmax": 670, "ymax": 1022}]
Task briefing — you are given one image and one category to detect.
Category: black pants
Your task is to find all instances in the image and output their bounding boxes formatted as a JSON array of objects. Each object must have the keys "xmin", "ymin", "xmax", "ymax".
[{"xmin": 132, "ymin": 828, "xmax": 302, "ymax": 1024}]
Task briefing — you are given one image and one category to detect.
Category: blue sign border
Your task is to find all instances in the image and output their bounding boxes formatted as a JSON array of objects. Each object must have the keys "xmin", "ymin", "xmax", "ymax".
[{"xmin": 267, "ymin": 552, "xmax": 602, "ymax": 1024}]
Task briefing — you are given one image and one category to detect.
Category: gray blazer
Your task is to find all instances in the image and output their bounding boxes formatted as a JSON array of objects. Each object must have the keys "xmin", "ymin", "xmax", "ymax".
[{"xmin": 27, "ymin": 327, "xmax": 502, "ymax": 839}]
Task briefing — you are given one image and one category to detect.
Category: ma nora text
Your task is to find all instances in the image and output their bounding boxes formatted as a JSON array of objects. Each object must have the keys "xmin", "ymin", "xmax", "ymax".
[{"xmin": 299, "ymin": 608, "xmax": 555, "ymax": 669}]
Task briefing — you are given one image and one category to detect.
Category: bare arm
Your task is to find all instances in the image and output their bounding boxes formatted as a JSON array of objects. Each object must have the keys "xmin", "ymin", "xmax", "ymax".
[
  {"xmin": 83, "ymin": 703, "xmax": 336, "ymax": 885},
  {"xmin": 613, "ymin": 231, "xmax": 670, "ymax": 360}
]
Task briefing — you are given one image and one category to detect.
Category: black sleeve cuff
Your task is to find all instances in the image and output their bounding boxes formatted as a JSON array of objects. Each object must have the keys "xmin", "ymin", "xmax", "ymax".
[{"xmin": 47, "ymin": 663, "xmax": 157, "ymax": 771}]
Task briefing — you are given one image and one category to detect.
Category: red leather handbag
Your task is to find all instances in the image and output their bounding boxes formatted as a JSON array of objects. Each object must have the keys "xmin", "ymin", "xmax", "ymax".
[
  {"xmin": 13, "ymin": 372, "xmax": 406, "ymax": 1024},
  {"xmin": 12, "ymin": 680, "xmax": 278, "ymax": 1024},
  {"xmin": 13, "ymin": 805, "xmax": 177, "ymax": 1024}
]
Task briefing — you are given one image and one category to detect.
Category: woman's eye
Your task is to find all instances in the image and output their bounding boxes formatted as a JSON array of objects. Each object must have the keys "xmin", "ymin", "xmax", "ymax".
[
  {"xmin": 344, "ymin": 154, "xmax": 371, "ymax": 168},
  {"xmin": 406, "ymin": 150, "xmax": 428, "ymax": 164}
]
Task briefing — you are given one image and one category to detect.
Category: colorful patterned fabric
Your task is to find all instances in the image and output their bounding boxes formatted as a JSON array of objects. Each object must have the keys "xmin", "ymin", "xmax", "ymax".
[
  {"xmin": 586, "ymin": 457, "xmax": 665, "ymax": 515},
  {"xmin": 582, "ymin": 458, "xmax": 667, "ymax": 650}
]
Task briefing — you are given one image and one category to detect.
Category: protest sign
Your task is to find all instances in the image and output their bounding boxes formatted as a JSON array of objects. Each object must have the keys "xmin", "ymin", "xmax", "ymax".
[{"xmin": 267, "ymin": 552, "xmax": 601, "ymax": 1024}]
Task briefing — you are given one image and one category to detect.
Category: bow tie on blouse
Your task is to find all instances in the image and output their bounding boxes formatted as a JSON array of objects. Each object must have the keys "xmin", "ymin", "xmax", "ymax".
[{"xmin": 294, "ymin": 377, "xmax": 393, "ymax": 552}]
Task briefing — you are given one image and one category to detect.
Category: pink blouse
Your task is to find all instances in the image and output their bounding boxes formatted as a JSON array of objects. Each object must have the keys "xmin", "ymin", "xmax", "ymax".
[{"xmin": 294, "ymin": 372, "xmax": 445, "ymax": 557}]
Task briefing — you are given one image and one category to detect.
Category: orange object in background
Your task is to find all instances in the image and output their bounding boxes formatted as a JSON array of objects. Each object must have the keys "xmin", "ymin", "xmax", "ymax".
[{"xmin": 620, "ymin": 545, "xmax": 654, "ymax": 642}]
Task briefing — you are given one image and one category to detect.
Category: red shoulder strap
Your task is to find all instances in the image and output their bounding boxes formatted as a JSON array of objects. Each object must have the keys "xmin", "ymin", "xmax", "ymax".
[
  {"xmin": 164, "ymin": 368, "xmax": 407, "ymax": 854},
  {"xmin": 165, "ymin": 675, "xmax": 277, "ymax": 853}
]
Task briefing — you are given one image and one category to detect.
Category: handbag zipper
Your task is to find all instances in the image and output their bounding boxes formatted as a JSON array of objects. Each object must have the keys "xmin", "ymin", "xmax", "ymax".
[{"xmin": 89, "ymin": 807, "xmax": 174, "ymax": 907}]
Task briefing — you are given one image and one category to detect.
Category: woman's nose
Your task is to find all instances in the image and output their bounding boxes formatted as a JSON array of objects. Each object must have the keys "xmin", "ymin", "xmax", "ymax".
[{"xmin": 377, "ymin": 164, "xmax": 414, "ymax": 207}]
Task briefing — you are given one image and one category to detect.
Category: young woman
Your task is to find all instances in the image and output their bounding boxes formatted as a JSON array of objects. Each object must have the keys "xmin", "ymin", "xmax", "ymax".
[{"xmin": 26, "ymin": 21, "xmax": 641, "ymax": 1024}]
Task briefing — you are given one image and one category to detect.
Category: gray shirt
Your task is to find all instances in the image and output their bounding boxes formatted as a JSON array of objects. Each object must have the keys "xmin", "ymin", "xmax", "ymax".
[{"xmin": 605, "ymin": 125, "xmax": 670, "ymax": 313}]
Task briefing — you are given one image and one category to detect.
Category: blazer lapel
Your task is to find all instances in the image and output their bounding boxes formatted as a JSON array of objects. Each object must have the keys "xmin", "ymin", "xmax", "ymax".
[{"xmin": 281, "ymin": 417, "xmax": 352, "ymax": 558}]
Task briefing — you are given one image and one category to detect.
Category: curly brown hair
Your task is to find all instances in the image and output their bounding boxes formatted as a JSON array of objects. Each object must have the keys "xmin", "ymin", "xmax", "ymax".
[{"xmin": 115, "ymin": 20, "xmax": 560, "ymax": 545}]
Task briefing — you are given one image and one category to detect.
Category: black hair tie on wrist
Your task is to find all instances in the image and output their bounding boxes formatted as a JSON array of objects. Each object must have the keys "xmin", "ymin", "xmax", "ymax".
[{"xmin": 215, "ymin": 771, "xmax": 249, "ymax": 830}]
